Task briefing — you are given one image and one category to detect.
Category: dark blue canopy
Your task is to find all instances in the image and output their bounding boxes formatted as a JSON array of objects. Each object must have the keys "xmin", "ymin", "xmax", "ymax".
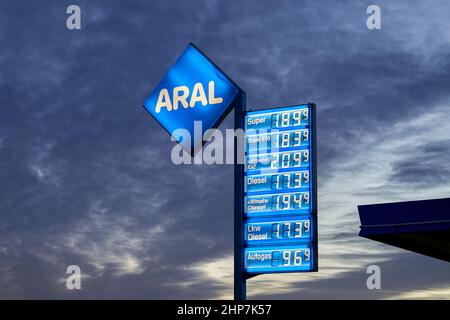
[{"xmin": 358, "ymin": 198, "xmax": 450, "ymax": 262}]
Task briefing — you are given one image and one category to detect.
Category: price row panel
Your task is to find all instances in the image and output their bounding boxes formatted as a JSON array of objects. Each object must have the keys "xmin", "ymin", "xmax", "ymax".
[
  {"xmin": 246, "ymin": 129, "xmax": 310, "ymax": 153},
  {"xmin": 245, "ymin": 171, "xmax": 310, "ymax": 194},
  {"xmin": 245, "ymin": 245, "xmax": 314, "ymax": 273},
  {"xmin": 245, "ymin": 217, "xmax": 312, "ymax": 244},
  {"xmin": 246, "ymin": 150, "xmax": 310, "ymax": 173},
  {"xmin": 245, "ymin": 191, "xmax": 311, "ymax": 216},
  {"xmin": 245, "ymin": 107, "xmax": 310, "ymax": 131}
]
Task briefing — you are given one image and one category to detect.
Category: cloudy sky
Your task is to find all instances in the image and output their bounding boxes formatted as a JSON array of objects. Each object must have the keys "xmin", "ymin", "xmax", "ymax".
[{"xmin": 1, "ymin": 0, "xmax": 450, "ymax": 299}]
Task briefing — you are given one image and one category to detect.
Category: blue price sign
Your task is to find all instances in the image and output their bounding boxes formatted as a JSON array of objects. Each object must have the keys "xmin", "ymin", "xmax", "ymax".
[
  {"xmin": 243, "ymin": 104, "xmax": 317, "ymax": 274},
  {"xmin": 143, "ymin": 43, "xmax": 241, "ymax": 153}
]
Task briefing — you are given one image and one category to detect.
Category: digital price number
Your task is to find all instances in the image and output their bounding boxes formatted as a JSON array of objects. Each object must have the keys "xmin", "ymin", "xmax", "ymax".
[{"xmin": 243, "ymin": 104, "xmax": 317, "ymax": 274}]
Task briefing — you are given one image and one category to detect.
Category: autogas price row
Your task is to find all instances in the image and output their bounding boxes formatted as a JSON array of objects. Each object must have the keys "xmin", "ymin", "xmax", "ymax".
[{"xmin": 245, "ymin": 246, "xmax": 313, "ymax": 273}]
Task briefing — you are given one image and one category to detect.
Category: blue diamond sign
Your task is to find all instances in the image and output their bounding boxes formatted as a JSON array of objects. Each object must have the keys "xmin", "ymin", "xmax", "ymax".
[{"xmin": 143, "ymin": 43, "xmax": 241, "ymax": 154}]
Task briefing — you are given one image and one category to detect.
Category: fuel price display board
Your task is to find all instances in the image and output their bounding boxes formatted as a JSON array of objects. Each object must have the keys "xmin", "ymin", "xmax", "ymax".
[{"xmin": 243, "ymin": 104, "xmax": 317, "ymax": 274}]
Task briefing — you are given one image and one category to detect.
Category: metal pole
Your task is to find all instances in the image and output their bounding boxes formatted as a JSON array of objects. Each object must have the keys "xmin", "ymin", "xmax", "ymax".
[
  {"xmin": 234, "ymin": 91, "xmax": 246, "ymax": 300},
  {"xmin": 311, "ymin": 103, "xmax": 319, "ymax": 272}
]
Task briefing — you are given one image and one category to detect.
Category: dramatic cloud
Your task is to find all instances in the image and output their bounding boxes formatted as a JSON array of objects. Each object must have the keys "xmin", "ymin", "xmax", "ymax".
[{"xmin": 0, "ymin": 0, "xmax": 449, "ymax": 299}]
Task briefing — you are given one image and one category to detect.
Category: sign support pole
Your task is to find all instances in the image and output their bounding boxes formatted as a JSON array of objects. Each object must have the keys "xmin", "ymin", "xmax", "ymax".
[{"xmin": 234, "ymin": 91, "xmax": 246, "ymax": 300}]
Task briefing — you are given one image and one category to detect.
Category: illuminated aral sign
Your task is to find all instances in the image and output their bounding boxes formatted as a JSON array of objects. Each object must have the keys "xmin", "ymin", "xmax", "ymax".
[
  {"xmin": 143, "ymin": 43, "xmax": 240, "ymax": 153},
  {"xmin": 243, "ymin": 104, "xmax": 318, "ymax": 274}
]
